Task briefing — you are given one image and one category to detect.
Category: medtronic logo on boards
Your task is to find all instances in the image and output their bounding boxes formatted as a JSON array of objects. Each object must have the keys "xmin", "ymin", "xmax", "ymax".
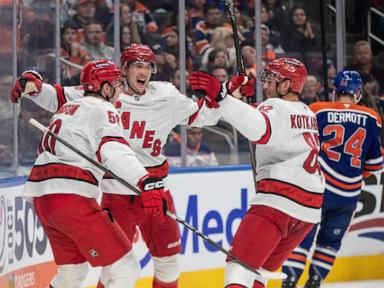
[
  {"xmin": 180, "ymin": 188, "xmax": 248, "ymax": 254},
  {"xmin": 136, "ymin": 188, "xmax": 249, "ymax": 269}
]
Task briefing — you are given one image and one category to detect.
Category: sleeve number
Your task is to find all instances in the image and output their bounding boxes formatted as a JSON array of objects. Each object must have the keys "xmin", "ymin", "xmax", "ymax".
[{"xmin": 321, "ymin": 124, "xmax": 366, "ymax": 168}]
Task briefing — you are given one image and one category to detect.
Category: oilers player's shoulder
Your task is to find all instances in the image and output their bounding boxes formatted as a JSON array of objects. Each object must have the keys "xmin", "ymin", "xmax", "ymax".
[
  {"xmin": 351, "ymin": 104, "xmax": 382, "ymax": 125},
  {"xmin": 147, "ymin": 81, "xmax": 180, "ymax": 98},
  {"xmin": 309, "ymin": 101, "xmax": 341, "ymax": 114}
]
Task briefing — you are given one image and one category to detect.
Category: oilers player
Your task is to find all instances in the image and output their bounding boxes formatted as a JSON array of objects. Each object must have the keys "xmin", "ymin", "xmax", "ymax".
[
  {"xmin": 189, "ymin": 57, "xmax": 325, "ymax": 288},
  {"xmin": 281, "ymin": 70, "xmax": 383, "ymax": 288},
  {"xmin": 10, "ymin": 44, "xmax": 222, "ymax": 288},
  {"xmin": 23, "ymin": 60, "xmax": 168, "ymax": 288}
]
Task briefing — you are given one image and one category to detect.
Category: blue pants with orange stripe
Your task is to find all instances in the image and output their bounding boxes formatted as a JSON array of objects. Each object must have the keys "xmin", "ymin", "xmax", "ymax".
[{"xmin": 282, "ymin": 194, "xmax": 357, "ymax": 282}]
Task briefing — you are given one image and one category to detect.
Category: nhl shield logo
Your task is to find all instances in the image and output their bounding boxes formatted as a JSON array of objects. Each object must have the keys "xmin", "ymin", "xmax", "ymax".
[{"xmin": 89, "ymin": 249, "xmax": 98, "ymax": 257}]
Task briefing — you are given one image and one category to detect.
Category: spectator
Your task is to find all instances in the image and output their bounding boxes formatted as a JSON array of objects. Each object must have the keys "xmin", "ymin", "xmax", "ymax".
[
  {"xmin": 164, "ymin": 127, "xmax": 219, "ymax": 167},
  {"xmin": 71, "ymin": 0, "xmax": 96, "ymax": 31},
  {"xmin": 301, "ymin": 75, "xmax": 321, "ymax": 105},
  {"xmin": 200, "ymin": 27, "xmax": 236, "ymax": 74},
  {"xmin": 347, "ymin": 40, "xmax": 384, "ymax": 97},
  {"xmin": 360, "ymin": 72, "xmax": 380, "ymax": 113},
  {"xmin": 241, "ymin": 41, "xmax": 257, "ymax": 78},
  {"xmin": 21, "ymin": 6, "xmax": 55, "ymax": 54},
  {"xmin": 211, "ymin": 66, "xmax": 229, "ymax": 82},
  {"xmin": 281, "ymin": 5, "xmax": 318, "ymax": 63},
  {"xmin": 161, "ymin": 27, "xmax": 193, "ymax": 72},
  {"xmin": 126, "ymin": 0, "xmax": 158, "ymax": 34},
  {"xmin": 150, "ymin": 44, "xmax": 177, "ymax": 81},
  {"xmin": 243, "ymin": 3, "xmax": 281, "ymax": 48},
  {"xmin": 169, "ymin": 68, "xmax": 190, "ymax": 91},
  {"xmin": 61, "ymin": 21, "xmax": 90, "ymax": 80},
  {"xmin": 105, "ymin": 3, "xmax": 141, "ymax": 47},
  {"xmin": 262, "ymin": 0, "xmax": 288, "ymax": 32},
  {"xmin": 0, "ymin": 0, "xmax": 21, "ymax": 55},
  {"xmin": 188, "ymin": 0, "xmax": 206, "ymax": 27},
  {"xmin": 204, "ymin": 48, "xmax": 228, "ymax": 74},
  {"xmin": 260, "ymin": 24, "xmax": 282, "ymax": 63},
  {"xmin": 194, "ymin": 4, "xmax": 224, "ymax": 55},
  {"xmin": 81, "ymin": 21, "xmax": 114, "ymax": 61}
]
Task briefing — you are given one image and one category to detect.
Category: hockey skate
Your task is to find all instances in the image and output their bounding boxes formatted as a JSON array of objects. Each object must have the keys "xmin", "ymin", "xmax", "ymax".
[
  {"xmin": 304, "ymin": 274, "xmax": 321, "ymax": 288},
  {"xmin": 281, "ymin": 275, "xmax": 298, "ymax": 288}
]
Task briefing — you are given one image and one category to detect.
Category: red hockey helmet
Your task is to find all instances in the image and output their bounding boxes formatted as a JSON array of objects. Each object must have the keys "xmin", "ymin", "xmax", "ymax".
[
  {"xmin": 80, "ymin": 60, "xmax": 123, "ymax": 93},
  {"xmin": 121, "ymin": 43, "xmax": 157, "ymax": 71},
  {"xmin": 261, "ymin": 57, "xmax": 307, "ymax": 93}
]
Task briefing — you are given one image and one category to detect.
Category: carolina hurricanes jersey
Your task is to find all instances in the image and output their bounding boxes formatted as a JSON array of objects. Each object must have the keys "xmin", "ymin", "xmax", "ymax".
[
  {"xmin": 26, "ymin": 81, "xmax": 221, "ymax": 194},
  {"xmin": 219, "ymin": 96, "xmax": 325, "ymax": 223},
  {"xmin": 310, "ymin": 102, "xmax": 383, "ymax": 204},
  {"xmin": 23, "ymin": 97, "xmax": 148, "ymax": 200}
]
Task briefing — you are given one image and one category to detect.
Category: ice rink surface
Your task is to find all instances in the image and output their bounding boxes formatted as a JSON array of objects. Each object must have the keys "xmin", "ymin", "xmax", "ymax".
[{"xmin": 316, "ymin": 279, "xmax": 384, "ymax": 287}]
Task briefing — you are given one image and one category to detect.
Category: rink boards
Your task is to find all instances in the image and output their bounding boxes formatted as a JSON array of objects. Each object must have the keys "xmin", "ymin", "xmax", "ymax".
[{"xmin": 0, "ymin": 165, "xmax": 383, "ymax": 287}]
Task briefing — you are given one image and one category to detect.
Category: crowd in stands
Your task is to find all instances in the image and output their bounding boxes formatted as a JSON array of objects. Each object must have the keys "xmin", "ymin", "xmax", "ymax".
[{"xmin": 1, "ymin": 0, "xmax": 384, "ymax": 172}]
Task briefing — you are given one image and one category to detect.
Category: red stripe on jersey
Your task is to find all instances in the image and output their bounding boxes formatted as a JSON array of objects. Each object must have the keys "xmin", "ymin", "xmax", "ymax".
[
  {"xmin": 29, "ymin": 163, "xmax": 98, "ymax": 185},
  {"xmin": 96, "ymin": 136, "xmax": 130, "ymax": 162},
  {"xmin": 254, "ymin": 112, "xmax": 271, "ymax": 144},
  {"xmin": 363, "ymin": 164, "xmax": 383, "ymax": 172},
  {"xmin": 188, "ymin": 97, "xmax": 205, "ymax": 125},
  {"xmin": 52, "ymin": 84, "xmax": 67, "ymax": 110},
  {"xmin": 322, "ymin": 170, "xmax": 362, "ymax": 190},
  {"xmin": 257, "ymin": 179, "xmax": 323, "ymax": 209}
]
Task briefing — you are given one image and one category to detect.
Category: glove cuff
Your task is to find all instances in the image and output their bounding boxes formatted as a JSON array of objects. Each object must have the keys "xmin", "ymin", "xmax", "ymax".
[{"xmin": 138, "ymin": 175, "xmax": 164, "ymax": 193}]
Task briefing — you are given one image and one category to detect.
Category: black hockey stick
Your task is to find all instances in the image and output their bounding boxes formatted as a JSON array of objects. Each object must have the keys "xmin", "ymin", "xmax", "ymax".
[
  {"xmin": 29, "ymin": 118, "xmax": 286, "ymax": 280},
  {"xmin": 223, "ymin": 0, "xmax": 258, "ymax": 187}
]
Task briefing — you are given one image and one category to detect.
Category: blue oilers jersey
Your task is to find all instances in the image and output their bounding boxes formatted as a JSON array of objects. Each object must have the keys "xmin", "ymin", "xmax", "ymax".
[{"xmin": 310, "ymin": 102, "xmax": 383, "ymax": 204}]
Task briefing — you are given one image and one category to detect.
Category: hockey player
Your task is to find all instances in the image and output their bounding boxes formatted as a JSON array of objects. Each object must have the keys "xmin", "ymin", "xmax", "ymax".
[
  {"xmin": 281, "ymin": 69, "xmax": 383, "ymax": 288},
  {"xmin": 188, "ymin": 57, "xmax": 325, "ymax": 288},
  {"xmin": 22, "ymin": 60, "xmax": 168, "ymax": 288},
  {"xmin": 10, "ymin": 44, "xmax": 222, "ymax": 288}
]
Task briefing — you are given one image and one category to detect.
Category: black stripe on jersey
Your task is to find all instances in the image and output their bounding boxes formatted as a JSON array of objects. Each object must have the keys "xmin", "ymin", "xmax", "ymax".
[{"xmin": 28, "ymin": 163, "xmax": 98, "ymax": 185}]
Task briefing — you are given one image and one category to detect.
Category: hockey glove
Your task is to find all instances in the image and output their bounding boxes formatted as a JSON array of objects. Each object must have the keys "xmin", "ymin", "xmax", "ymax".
[
  {"xmin": 138, "ymin": 175, "xmax": 168, "ymax": 221},
  {"xmin": 10, "ymin": 70, "xmax": 43, "ymax": 103},
  {"xmin": 189, "ymin": 71, "xmax": 254, "ymax": 108}
]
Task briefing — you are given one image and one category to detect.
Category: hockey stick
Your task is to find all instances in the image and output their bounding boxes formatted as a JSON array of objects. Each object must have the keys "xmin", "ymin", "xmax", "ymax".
[
  {"xmin": 29, "ymin": 118, "xmax": 286, "ymax": 280},
  {"xmin": 223, "ymin": 0, "xmax": 258, "ymax": 186}
]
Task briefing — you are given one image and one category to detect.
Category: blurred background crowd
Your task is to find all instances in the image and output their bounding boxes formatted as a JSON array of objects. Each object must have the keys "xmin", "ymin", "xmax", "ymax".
[{"xmin": 1, "ymin": 0, "xmax": 384, "ymax": 177}]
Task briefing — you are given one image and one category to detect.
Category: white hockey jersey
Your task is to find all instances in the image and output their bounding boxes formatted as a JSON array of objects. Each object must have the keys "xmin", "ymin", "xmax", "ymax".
[
  {"xmin": 219, "ymin": 96, "xmax": 325, "ymax": 223},
  {"xmin": 23, "ymin": 97, "xmax": 148, "ymax": 200},
  {"xmin": 26, "ymin": 81, "xmax": 221, "ymax": 194}
]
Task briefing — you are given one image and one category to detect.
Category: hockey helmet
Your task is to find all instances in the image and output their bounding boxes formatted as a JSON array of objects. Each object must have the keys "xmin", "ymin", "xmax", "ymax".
[
  {"xmin": 80, "ymin": 60, "xmax": 123, "ymax": 93},
  {"xmin": 260, "ymin": 57, "xmax": 307, "ymax": 94},
  {"xmin": 121, "ymin": 43, "xmax": 157, "ymax": 73},
  {"xmin": 333, "ymin": 69, "xmax": 362, "ymax": 103}
]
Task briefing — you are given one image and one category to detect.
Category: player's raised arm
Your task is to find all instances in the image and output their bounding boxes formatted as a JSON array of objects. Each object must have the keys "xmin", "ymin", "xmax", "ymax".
[{"xmin": 10, "ymin": 70, "xmax": 84, "ymax": 112}]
